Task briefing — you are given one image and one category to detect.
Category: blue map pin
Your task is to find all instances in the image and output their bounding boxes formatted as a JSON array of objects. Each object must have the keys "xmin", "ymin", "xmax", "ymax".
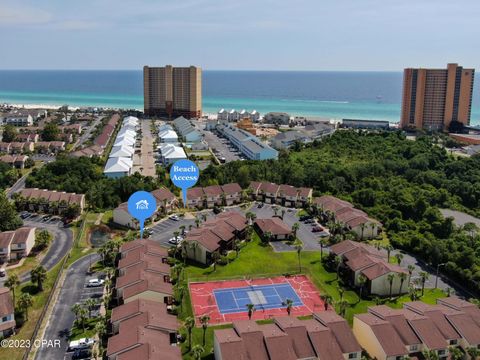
[
  {"xmin": 127, "ymin": 191, "xmax": 157, "ymax": 238},
  {"xmin": 170, "ymin": 159, "xmax": 199, "ymax": 207}
]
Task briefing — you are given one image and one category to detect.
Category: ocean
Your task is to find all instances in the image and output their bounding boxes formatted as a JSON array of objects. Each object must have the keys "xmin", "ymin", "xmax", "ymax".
[{"xmin": 0, "ymin": 70, "xmax": 479, "ymax": 124}]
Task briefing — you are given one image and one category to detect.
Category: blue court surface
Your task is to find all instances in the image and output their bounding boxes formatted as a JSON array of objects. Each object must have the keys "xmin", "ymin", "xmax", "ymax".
[{"xmin": 213, "ymin": 282, "xmax": 304, "ymax": 314}]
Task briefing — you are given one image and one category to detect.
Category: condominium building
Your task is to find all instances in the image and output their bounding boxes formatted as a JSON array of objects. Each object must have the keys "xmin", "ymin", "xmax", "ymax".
[
  {"xmin": 400, "ymin": 63, "xmax": 475, "ymax": 131},
  {"xmin": 143, "ymin": 65, "xmax": 202, "ymax": 119}
]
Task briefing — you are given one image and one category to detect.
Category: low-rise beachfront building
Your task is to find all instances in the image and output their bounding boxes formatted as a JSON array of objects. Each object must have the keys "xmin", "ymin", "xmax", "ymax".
[
  {"xmin": 3, "ymin": 111, "xmax": 34, "ymax": 126},
  {"xmin": 158, "ymin": 129, "xmax": 178, "ymax": 143},
  {"xmin": 263, "ymin": 112, "xmax": 291, "ymax": 125},
  {"xmin": 104, "ymin": 157, "xmax": 133, "ymax": 178},
  {"xmin": 0, "ymin": 155, "xmax": 29, "ymax": 169},
  {"xmin": 313, "ymin": 195, "xmax": 381, "ymax": 239},
  {"xmin": 271, "ymin": 131, "xmax": 311, "ymax": 149},
  {"xmin": 216, "ymin": 123, "xmax": 278, "ymax": 160},
  {"xmin": 184, "ymin": 211, "xmax": 247, "ymax": 264},
  {"xmin": 341, "ymin": 118, "xmax": 390, "ymax": 130},
  {"xmin": 330, "ymin": 240, "xmax": 408, "ymax": 296},
  {"xmin": 173, "ymin": 116, "xmax": 202, "ymax": 143},
  {"xmin": 217, "ymin": 109, "xmax": 260, "ymax": 123},
  {"xmin": 158, "ymin": 143, "xmax": 187, "ymax": 165},
  {"xmin": 19, "ymin": 188, "xmax": 86, "ymax": 214},
  {"xmin": 254, "ymin": 217, "xmax": 292, "ymax": 241},
  {"xmin": 0, "ymin": 287, "xmax": 16, "ymax": 338}
]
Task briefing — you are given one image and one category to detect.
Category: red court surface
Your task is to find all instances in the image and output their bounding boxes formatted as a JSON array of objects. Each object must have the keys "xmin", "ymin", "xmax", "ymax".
[{"xmin": 189, "ymin": 275, "xmax": 325, "ymax": 325}]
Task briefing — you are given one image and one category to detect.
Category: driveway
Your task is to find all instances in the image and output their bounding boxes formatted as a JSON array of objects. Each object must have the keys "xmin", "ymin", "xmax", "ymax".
[
  {"xmin": 35, "ymin": 254, "xmax": 101, "ymax": 360},
  {"xmin": 0, "ymin": 217, "xmax": 73, "ymax": 286},
  {"xmin": 133, "ymin": 120, "xmax": 156, "ymax": 177}
]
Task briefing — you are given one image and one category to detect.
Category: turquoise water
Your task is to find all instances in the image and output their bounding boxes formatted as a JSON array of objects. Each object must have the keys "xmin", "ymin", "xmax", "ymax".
[{"xmin": 1, "ymin": 70, "xmax": 479, "ymax": 124}]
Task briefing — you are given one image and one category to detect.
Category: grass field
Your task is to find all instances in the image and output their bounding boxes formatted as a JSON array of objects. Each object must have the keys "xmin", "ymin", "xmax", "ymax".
[{"xmin": 177, "ymin": 233, "xmax": 445, "ymax": 359}]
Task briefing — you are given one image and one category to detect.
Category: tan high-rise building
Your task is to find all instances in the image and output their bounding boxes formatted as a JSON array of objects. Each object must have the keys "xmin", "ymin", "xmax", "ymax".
[
  {"xmin": 400, "ymin": 63, "xmax": 475, "ymax": 130},
  {"xmin": 144, "ymin": 65, "xmax": 202, "ymax": 119}
]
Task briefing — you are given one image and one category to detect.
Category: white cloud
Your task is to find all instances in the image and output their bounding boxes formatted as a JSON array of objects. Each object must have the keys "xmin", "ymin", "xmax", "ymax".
[{"xmin": 0, "ymin": 4, "xmax": 52, "ymax": 25}]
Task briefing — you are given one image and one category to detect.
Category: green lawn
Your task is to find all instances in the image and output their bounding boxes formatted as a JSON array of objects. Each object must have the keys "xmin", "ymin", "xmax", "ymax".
[
  {"xmin": 70, "ymin": 317, "xmax": 101, "ymax": 340},
  {"xmin": 178, "ymin": 233, "xmax": 446, "ymax": 359},
  {"xmin": 0, "ymin": 261, "xmax": 64, "ymax": 360}
]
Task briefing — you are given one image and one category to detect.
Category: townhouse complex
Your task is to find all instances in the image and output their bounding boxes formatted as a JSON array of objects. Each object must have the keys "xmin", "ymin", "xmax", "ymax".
[
  {"xmin": 107, "ymin": 239, "xmax": 181, "ymax": 360},
  {"xmin": 18, "ymin": 188, "xmax": 86, "ymax": 214},
  {"xmin": 0, "ymin": 227, "xmax": 36, "ymax": 263},
  {"xmin": 249, "ymin": 182, "xmax": 313, "ymax": 208}
]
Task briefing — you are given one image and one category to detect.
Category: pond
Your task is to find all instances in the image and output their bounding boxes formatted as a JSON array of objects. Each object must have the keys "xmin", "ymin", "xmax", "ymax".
[{"xmin": 89, "ymin": 226, "xmax": 111, "ymax": 248}]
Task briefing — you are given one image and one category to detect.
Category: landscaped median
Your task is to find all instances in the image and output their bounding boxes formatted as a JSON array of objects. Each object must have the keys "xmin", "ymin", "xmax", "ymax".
[{"xmin": 175, "ymin": 232, "xmax": 446, "ymax": 359}]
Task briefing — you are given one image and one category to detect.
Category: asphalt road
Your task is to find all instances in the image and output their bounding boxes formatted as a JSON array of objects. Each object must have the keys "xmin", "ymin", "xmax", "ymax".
[
  {"xmin": 72, "ymin": 116, "xmax": 102, "ymax": 150},
  {"xmin": 35, "ymin": 254, "xmax": 101, "ymax": 360},
  {"xmin": 6, "ymin": 174, "xmax": 28, "ymax": 199},
  {"xmin": 0, "ymin": 218, "xmax": 73, "ymax": 286}
]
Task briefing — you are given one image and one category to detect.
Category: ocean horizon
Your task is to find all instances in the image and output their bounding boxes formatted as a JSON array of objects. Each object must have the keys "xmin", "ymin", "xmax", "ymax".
[{"xmin": 1, "ymin": 70, "xmax": 480, "ymax": 125}]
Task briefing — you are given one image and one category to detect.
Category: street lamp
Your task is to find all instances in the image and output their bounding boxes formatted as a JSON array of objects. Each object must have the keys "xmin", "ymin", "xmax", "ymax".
[{"xmin": 435, "ymin": 263, "xmax": 446, "ymax": 289}]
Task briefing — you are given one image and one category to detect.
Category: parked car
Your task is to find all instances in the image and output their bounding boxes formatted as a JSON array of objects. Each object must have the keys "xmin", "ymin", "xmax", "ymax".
[
  {"xmin": 169, "ymin": 215, "xmax": 180, "ymax": 221},
  {"xmin": 257, "ymin": 203, "xmax": 264, "ymax": 208},
  {"xmin": 87, "ymin": 279, "xmax": 104, "ymax": 287},
  {"xmin": 304, "ymin": 219, "xmax": 315, "ymax": 224},
  {"xmin": 299, "ymin": 215, "xmax": 313, "ymax": 221},
  {"xmin": 144, "ymin": 228, "xmax": 153, "ymax": 235},
  {"xmin": 67, "ymin": 338, "xmax": 95, "ymax": 352},
  {"xmin": 72, "ymin": 348, "xmax": 92, "ymax": 360},
  {"xmin": 0, "ymin": 268, "xmax": 6, "ymax": 277},
  {"xmin": 312, "ymin": 226, "xmax": 324, "ymax": 233}
]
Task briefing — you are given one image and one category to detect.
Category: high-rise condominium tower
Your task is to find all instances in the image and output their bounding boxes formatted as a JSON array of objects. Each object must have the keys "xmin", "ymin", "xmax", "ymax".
[
  {"xmin": 143, "ymin": 65, "xmax": 202, "ymax": 119},
  {"xmin": 400, "ymin": 63, "xmax": 474, "ymax": 130}
]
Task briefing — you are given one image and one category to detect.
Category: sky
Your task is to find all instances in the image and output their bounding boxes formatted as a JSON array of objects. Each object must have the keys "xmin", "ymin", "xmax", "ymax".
[{"xmin": 1, "ymin": 0, "xmax": 479, "ymax": 71}]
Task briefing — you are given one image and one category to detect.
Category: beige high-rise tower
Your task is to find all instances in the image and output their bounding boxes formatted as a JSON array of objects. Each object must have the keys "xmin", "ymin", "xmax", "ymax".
[
  {"xmin": 144, "ymin": 65, "xmax": 202, "ymax": 119},
  {"xmin": 400, "ymin": 63, "xmax": 475, "ymax": 130}
]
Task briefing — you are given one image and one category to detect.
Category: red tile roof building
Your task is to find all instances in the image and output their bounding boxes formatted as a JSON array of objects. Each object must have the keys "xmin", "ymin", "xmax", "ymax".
[
  {"xmin": 254, "ymin": 217, "xmax": 292, "ymax": 241},
  {"xmin": 19, "ymin": 188, "xmax": 85, "ymax": 214}
]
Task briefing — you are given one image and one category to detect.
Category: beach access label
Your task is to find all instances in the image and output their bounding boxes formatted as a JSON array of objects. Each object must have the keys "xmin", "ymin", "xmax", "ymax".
[
  {"xmin": 127, "ymin": 191, "xmax": 157, "ymax": 238},
  {"xmin": 170, "ymin": 159, "xmax": 199, "ymax": 207}
]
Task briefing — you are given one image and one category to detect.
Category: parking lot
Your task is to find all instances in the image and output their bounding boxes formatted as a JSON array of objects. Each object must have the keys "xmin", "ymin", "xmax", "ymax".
[
  {"xmin": 249, "ymin": 203, "xmax": 328, "ymax": 252},
  {"xmin": 21, "ymin": 212, "xmax": 63, "ymax": 226},
  {"xmin": 148, "ymin": 211, "xmax": 214, "ymax": 247},
  {"xmin": 200, "ymin": 128, "xmax": 241, "ymax": 163}
]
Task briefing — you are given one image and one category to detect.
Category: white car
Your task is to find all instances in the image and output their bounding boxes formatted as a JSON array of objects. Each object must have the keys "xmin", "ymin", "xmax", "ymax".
[
  {"xmin": 169, "ymin": 215, "xmax": 180, "ymax": 221},
  {"xmin": 68, "ymin": 338, "xmax": 95, "ymax": 351},
  {"xmin": 87, "ymin": 279, "xmax": 104, "ymax": 287},
  {"xmin": 0, "ymin": 268, "xmax": 6, "ymax": 277}
]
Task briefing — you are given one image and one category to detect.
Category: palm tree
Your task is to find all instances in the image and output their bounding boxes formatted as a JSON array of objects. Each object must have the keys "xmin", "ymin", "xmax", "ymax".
[
  {"xmin": 174, "ymin": 283, "xmax": 186, "ymax": 311},
  {"xmin": 95, "ymin": 320, "xmax": 106, "ymax": 341},
  {"xmin": 246, "ymin": 303, "xmax": 255, "ymax": 320},
  {"xmin": 189, "ymin": 241, "xmax": 199, "ymax": 262},
  {"xmin": 387, "ymin": 273, "xmax": 395, "ymax": 298},
  {"xmin": 318, "ymin": 237, "xmax": 329, "ymax": 261},
  {"xmin": 407, "ymin": 264, "xmax": 415, "ymax": 280},
  {"xmin": 336, "ymin": 299, "xmax": 349, "ymax": 317},
  {"xmin": 419, "ymin": 271, "xmax": 429, "ymax": 296},
  {"xmin": 84, "ymin": 298, "xmax": 97, "ymax": 318},
  {"xmin": 191, "ymin": 344, "xmax": 204, "ymax": 360},
  {"xmin": 395, "ymin": 253, "xmax": 404, "ymax": 266},
  {"xmin": 173, "ymin": 231, "xmax": 180, "ymax": 242},
  {"xmin": 31, "ymin": 265, "xmax": 47, "ymax": 291},
  {"xmin": 71, "ymin": 303, "xmax": 83, "ymax": 324},
  {"xmin": 179, "ymin": 225, "xmax": 186, "ymax": 235},
  {"xmin": 320, "ymin": 294, "xmax": 333, "ymax": 311},
  {"xmin": 284, "ymin": 298, "xmax": 294, "ymax": 316},
  {"xmin": 422, "ymin": 349, "xmax": 439, "ymax": 360},
  {"xmin": 18, "ymin": 293, "xmax": 33, "ymax": 321},
  {"xmin": 199, "ymin": 314, "xmax": 210, "ymax": 346},
  {"xmin": 449, "ymin": 346, "xmax": 463, "ymax": 360},
  {"xmin": 357, "ymin": 274, "xmax": 367, "ymax": 299},
  {"xmin": 262, "ymin": 231, "xmax": 273, "ymax": 243},
  {"xmin": 398, "ymin": 272, "xmax": 407, "ymax": 295},
  {"xmin": 467, "ymin": 346, "xmax": 480, "ymax": 359},
  {"xmin": 334, "ymin": 255, "xmax": 342, "ymax": 280},
  {"xmin": 184, "ymin": 317, "xmax": 195, "ymax": 351},
  {"xmin": 195, "ymin": 218, "xmax": 201, "ymax": 228},
  {"xmin": 292, "ymin": 222, "xmax": 300, "ymax": 238},
  {"xmin": 384, "ymin": 245, "xmax": 393, "ymax": 262},
  {"xmin": 211, "ymin": 251, "xmax": 221, "ymax": 271},
  {"xmin": 78, "ymin": 307, "xmax": 88, "ymax": 332},
  {"xmin": 5, "ymin": 273, "xmax": 20, "ymax": 305},
  {"xmin": 293, "ymin": 239, "xmax": 303, "ymax": 272}
]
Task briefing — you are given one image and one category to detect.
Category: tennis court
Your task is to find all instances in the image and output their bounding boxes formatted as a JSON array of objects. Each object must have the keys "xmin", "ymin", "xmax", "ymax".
[
  {"xmin": 190, "ymin": 275, "xmax": 325, "ymax": 324},
  {"xmin": 214, "ymin": 282, "xmax": 303, "ymax": 314}
]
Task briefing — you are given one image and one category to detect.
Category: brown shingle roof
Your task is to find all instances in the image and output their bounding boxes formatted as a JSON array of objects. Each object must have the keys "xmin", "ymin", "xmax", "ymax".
[
  {"xmin": 254, "ymin": 218, "xmax": 291, "ymax": 236},
  {"xmin": 11, "ymin": 227, "xmax": 35, "ymax": 245},
  {"xmin": 314, "ymin": 311, "xmax": 361, "ymax": 354},
  {"xmin": 302, "ymin": 319, "xmax": 344, "ymax": 360},
  {"xmin": 118, "ymin": 310, "xmax": 178, "ymax": 335},
  {"xmin": 203, "ymin": 185, "xmax": 223, "ymax": 197},
  {"xmin": 402, "ymin": 310, "xmax": 447, "ymax": 350},
  {"xmin": 0, "ymin": 288, "xmax": 14, "ymax": 318},
  {"xmin": 278, "ymin": 184, "xmax": 297, "ymax": 198},
  {"xmin": 259, "ymin": 182, "xmax": 280, "ymax": 194},
  {"xmin": 120, "ymin": 239, "xmax": 168, "ymax": 257},
  {"xmin": 0, "ymin": 232, "xmax": 15, "ymax": 248},
  {"xmin": 248, "ymin": 181, "xmax": 261, "ymax": 193},
  {"xmin": 355, "ymin": 313, "xmax": 408, "ymax": 356},
  {"xmin": 368, "ymin": 306, "xmax": 421, "ymax": 346},
  {"xmin": 214, "ymin": 328, "xmax": 249, "ymax": 360},
  {"xmin": 151, "ymin": 188, "xmax": 175, "ymax": 203},
  {"xmin": 111, "ymin": 299, "xmax": 167, "ymax": 323},
  {"xmin": 221, "ymin": 183, "xmax": 242, "ymax": 195},
  {"xmin": 187, "ymin": 187, "xmax": 204, "ymax": 199}
]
